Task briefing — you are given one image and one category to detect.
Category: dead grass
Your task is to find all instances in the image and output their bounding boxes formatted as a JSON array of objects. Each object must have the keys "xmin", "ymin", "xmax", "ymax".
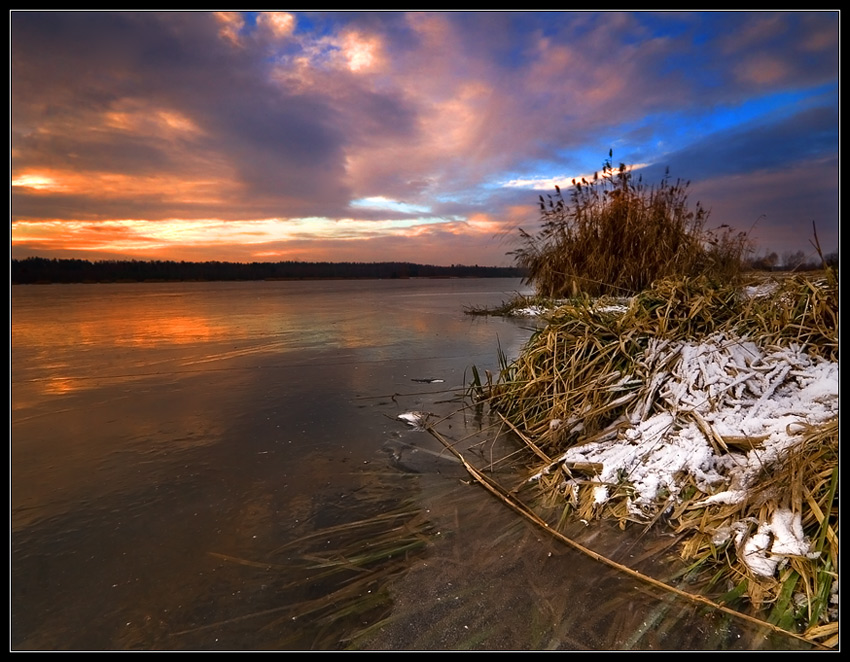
[
  {"xmin": 511, "ymin": 152, "xmax": 753, "ymax": 298},
  {"xmin": 473, "ymin": 269, "xmax": 838, "ymax": 646}
]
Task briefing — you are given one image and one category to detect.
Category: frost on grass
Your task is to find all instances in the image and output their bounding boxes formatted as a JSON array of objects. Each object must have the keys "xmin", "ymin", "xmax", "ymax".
[
  {"xmin": 509, "ymin": 297, "xmax": 630, "ymax": 318},
  {"xmin": 554, "ymin": 332, "xmax": 838, "ymax": 575},
  {"xmin": 710, "ymin": 508, "xmax": 821, "ymax": 578}
]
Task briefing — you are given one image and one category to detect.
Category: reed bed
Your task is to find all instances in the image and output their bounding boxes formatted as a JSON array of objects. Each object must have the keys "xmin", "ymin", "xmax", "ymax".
[
  {"xmin": 480, "ymin": 270, "xmax": 838, "ymax": 646},
  {"xmin": 510, "ymin": 151, "xmax": 753, "ymax": 298}
]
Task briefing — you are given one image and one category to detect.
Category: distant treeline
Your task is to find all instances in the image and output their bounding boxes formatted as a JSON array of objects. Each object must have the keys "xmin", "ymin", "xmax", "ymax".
[{"xmin": 11, "ymin": 257, "xmax": 526, "ymax": 284}]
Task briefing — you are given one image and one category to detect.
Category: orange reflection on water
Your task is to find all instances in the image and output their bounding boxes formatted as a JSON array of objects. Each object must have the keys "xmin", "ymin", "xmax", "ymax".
[
  {"xmin": 42, "ymin": 376, "xmax": 85, "ymax": 396},
  {"xmin": 13, "ymin": 293, "xmax": 242, "ymax": 405},
  {"xmin": 118, "ymin": 315, "xmax": 225, "ymax": 347}
]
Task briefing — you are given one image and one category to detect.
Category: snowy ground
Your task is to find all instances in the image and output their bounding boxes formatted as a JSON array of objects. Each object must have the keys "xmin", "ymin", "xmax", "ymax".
[{"xmin": 547, "ymin": 331, "xmax": 838, "ymax": 577}]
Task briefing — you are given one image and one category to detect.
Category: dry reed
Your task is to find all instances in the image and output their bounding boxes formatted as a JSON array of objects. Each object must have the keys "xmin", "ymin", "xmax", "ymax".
[{"xmin": 511, "ymin": 151, "xmax": 753, "ymax": 298}]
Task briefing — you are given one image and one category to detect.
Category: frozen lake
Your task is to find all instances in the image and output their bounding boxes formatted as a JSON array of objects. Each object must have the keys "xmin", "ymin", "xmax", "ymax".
[{"xmin": 11, "ymin": 278, "xmax": 810, "ymax": 650}]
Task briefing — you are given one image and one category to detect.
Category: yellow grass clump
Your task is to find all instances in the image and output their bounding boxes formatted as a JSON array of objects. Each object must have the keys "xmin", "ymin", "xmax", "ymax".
[{"xmin": 510, "ymin": 151, "xmax": 753, "ymax": 298}]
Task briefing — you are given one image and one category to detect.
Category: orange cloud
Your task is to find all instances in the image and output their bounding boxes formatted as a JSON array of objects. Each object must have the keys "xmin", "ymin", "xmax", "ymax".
[
  {"xmin": 339, "ymin": 30, "xmax": 384, "ymax": 72},
  {"xmin": 12, "ymin": 216, "xmax": 481, "ymax": 253},
  {"xmin": 103, "ymin": 101, "xmax": 203, "ymax": 137},
  {"xmin": 11, "ymin": 173, "xmax": 62, "ymax": 191},
  {"xmin": 11, "ymin": 212, "xmax": 522, "ymax": 267},
  {"xmin": 257, "ymin": 12, "xmax": 296, "ymax": 39},
  {"xmin": 213, "ymin": 11, "xmax": 245, "ymax": 46},
  {"xmin": 13, "ymin": 168, "xmax": 234, "ymax": 207}
]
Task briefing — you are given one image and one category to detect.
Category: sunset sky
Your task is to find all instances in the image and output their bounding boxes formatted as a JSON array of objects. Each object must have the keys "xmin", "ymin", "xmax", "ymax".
[{"xmin": 11, "ymin": 11, "xmax": 839, "ymax": 267}]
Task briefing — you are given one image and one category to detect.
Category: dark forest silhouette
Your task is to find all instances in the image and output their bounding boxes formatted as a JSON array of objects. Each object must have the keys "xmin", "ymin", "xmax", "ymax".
[{"xmin": 11, "ymin": 257, "xmax": 525, "ymax": 284}]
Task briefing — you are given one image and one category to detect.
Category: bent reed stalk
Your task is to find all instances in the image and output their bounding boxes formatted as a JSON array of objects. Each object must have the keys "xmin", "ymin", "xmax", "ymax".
[{"xmin": 424, "ymin": 423, "xmax": 829, "ymax": 649}]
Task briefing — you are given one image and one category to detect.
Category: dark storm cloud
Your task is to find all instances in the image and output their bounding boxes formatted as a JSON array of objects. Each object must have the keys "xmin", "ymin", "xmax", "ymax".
[
  {"xmin": 654, "ymin": 103, "xmax": 839, "ymax": 184},
  {"xmin": 12, "ymin": 11, "xmax": 352, "ymax": 219}
]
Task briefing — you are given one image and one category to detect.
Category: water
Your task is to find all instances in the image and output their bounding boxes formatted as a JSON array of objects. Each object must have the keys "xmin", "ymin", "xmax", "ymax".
[
  {"xmin": 11, "ymin": 279, "xmax": 811, "ymax": 651},
  {"xmin": 11, "ymin": 279, "xmax": 531, "ymax": 649}
]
